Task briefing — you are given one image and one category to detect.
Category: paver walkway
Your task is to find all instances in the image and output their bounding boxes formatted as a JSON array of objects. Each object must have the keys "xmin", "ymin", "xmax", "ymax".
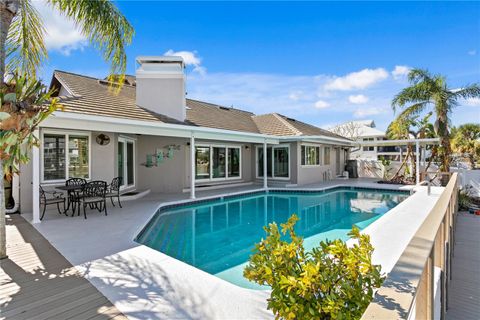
[
  {"xmin": 446, "ymin": 213, "xmax": 480, "ymax": 320},
  {"xmin": 0, "ymin": 214, "xmax": 127, "ymax": 320}
]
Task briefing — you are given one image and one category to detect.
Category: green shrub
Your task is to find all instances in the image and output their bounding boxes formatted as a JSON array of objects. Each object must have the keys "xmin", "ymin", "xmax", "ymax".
[{"xmin": 244, "ymin": 214, "xmax": 384, "ymax": 320}]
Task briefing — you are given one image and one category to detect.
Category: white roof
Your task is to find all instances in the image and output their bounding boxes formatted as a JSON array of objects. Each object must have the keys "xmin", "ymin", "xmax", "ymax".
[
  {"xmin": 357, "ymin": 125, "xmax": 385, "ymax": 137},
  {"xmin": 330, "ymin": 119, "xmax": 385, "ymax": 138}
]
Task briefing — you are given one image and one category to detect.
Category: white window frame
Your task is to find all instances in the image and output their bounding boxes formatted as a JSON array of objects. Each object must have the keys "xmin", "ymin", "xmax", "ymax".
[
  {"xmin": 118, "ymin": 135, "xmax": 136, "ymax": 190},
  {"xmin": 195, "ymin": 143, "xmax": 242, "ymax": 182},
  {"xmin": 40, "ymin": 129, "xmax": 92, "ymax": 184},
  {"xmin": 255, "ymin": 144, "xmax": 291, "ymax": 180},
  {"xmin": 300, "ymin": 144, "xmax": 322, "ymax": 167}
]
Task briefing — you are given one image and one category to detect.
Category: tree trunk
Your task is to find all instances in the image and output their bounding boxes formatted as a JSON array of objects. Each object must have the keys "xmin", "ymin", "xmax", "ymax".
[
  {"xmin": 391, "ymin": 148, "xmax": 411, "ymax": 180},
  {"xmin": 0, "ymin": 160, "xmax": 5, "ymax": 259},
  {"xmin": 0, "ymin": 0, "xmax": 18, "ymax": 260},
  {"xmin": 469, "ymin": 154, "xmax": 476, "ymax": 170}
]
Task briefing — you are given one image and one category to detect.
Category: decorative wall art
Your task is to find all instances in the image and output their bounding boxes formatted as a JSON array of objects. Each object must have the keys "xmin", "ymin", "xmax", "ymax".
[{"xmin": 142, "ymin": 144, "xmax": 181, "ymax": 167}]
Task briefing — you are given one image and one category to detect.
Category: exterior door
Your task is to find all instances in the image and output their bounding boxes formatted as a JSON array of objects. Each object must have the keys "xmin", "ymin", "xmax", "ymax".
[{"xmin": 118, "ymin": 137, "xmax": 135, "ymax": 189}]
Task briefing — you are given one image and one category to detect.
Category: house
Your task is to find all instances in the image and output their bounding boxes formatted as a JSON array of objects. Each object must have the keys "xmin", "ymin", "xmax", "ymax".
[
  {"xmin": 331, "ymin": 120, "xmax": 404, "ymax": 161},
  {"xmin": 17, "ymin": 56, "xmax": 354, "ymax": 219}
]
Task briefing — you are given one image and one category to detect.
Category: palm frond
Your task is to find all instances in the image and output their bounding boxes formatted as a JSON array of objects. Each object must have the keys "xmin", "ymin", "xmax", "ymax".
[
  {"xmin": 391, "ymin": 82, "xmax": 432, "ymax": 111},
  {"xmin": 407, "ymin": 68, "xmax": 432, "ymax": 84},
  {"xmin": 452, "ymin": 83, "xmax": 480, "ymax": 100},
  {"xmin": 397, "ymin": 102, "xmax": 429, "ymax": 120},
  {"xmin": 6, "ymin": 0, "xmax": 47, "ymax": 77},
  {"xmin": 47, "ymin": 0, "xmax": 134, "ymax": 84}
]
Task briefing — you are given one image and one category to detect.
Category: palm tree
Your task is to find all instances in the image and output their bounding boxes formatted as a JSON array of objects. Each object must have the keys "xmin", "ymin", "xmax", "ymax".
[
  {"xmin": 392, "ymin": 69, "xmax": 480, "ymax": 173},
  {"xmin": 451, "ymin": 123, "xmax": 480, "ymax": 169},
  {"xmin": 0, "ymin": 0, "xmax": 133, "ymax": 259}
]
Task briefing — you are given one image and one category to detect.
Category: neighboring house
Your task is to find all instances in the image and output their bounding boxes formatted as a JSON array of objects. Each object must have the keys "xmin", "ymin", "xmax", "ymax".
[
  {"xmin": 17, "ymin": 56, "xmax": 353, "ymax": 215},
  {"xmin": 331, "ymin": 120, "xmax": 403, "ymax": 161}
]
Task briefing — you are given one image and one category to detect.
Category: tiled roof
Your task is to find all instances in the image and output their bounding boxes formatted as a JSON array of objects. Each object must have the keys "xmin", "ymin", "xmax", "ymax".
[{"xmin": 50, "ymin": 70, "xmax": 348, "ymax": 140}]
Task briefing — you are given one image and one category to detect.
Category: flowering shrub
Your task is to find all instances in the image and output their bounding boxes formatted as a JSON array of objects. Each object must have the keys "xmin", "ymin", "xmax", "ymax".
[{"xmin": 244, "ymin": 214, "xmax": 384, "ymax": 320}]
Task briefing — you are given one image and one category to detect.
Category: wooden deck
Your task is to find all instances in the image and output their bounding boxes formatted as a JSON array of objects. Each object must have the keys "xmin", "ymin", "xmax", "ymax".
[
  {"xmin": 446, "ymin": 213, "xmax": 480, "ymax": 320},
  {"xmin": 0, "ymin": 214, "xmax": 127, "ymax": 320}
]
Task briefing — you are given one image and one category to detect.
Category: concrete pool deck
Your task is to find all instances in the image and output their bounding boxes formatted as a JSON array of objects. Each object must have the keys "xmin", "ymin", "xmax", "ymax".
[{"xmin": 21, "ymin": 179, "xmax": 444, "ymax": 319}]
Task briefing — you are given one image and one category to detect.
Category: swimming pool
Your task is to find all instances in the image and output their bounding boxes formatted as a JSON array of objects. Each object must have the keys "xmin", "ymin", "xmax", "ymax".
[{"xmin": 136, "ymin": 188, "xmax": 408, "ymax": 289}]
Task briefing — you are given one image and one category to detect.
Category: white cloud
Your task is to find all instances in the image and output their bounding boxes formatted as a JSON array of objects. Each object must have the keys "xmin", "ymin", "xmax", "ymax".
[
  {"xmin": 468, "ymin": 50, "xmax": 477, "ymax": 56},
  {"xmin": 348, "ymin": 94, "xmax": 369, "ymax": 104},
  {"xmin": 392, "ymin": 65, "xmax": 411, "ymax": 80},
  {"xmin": 32, "ymin": 0, "xmax": 88, "ymax": 55},
  {"xmin": 164, "ymin": 49, "xmax": 206, "ymax": 75},
  {"xmin": 314, "ymin": 100, "xmax": 330, "ymax": 109},
  {"xmin": 288, "ymin": 91, "xmax": 303, "ymax": 101},
  {"xmin": 464, "ymin": 97, "xmax": 480, "ymax": 107},
  {"xmin": 324, "ymin": 68, "xmax": 389, "ymax": 91},
  {"xmin": 353, "ymin": 107, "xmax": 386, "ymax": 118}
]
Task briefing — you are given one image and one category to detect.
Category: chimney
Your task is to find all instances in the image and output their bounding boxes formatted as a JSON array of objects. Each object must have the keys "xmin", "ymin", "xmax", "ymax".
[{"xmin": 135, "ymin": 56, "xmax": 186, "ymax": 122}]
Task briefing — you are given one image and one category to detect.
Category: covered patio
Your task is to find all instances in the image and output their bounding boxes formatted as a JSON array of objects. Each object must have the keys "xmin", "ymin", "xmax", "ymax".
[{"xmin": 27, "ymin": 111, "xmax": 282, "ymax": 224}]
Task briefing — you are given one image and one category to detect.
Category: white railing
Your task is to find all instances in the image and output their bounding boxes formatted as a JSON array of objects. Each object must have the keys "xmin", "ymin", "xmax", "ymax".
[{"xmin": 362, "ymin": 173, "xmax": 458, "ymax": 320}]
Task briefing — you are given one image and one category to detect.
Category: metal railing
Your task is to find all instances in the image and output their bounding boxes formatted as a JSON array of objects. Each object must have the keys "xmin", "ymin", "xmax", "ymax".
[{"xmin": 362, "ymin": 173, "xmax": 458, "ymax": 320}]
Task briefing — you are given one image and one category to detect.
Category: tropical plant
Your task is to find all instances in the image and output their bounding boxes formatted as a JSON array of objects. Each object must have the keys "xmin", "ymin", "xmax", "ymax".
[
  {"xmin": 387, "ymin": 113, "xmax": 436, "ymax": 183},
  {"xmin": 244, "ymin": 214, "xmax": 384, "ymax": 320},
  {"xmin": 451, "ymin": 123, "xmax": 480, "ymax": 169},
  {"xmin": 0, "ymin": 0, "xmax": 133, "ymax": 259},
  {"xmin": 392, "ymin": 68, "xmax": 480, "ymax": 173},
  {"xmin": 378, "ymin": 156, "xmax": 392, "ymax": 180}
]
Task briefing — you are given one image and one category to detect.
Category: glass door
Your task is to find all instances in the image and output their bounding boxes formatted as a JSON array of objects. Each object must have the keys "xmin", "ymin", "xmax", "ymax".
[{"xmin": 118, "ymin": 137, "xmax": 135, "ymax": 189}]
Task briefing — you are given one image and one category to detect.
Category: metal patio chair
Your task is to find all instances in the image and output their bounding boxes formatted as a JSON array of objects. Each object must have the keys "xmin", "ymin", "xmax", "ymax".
[
  {"xmin": 80, "ymin": 181, "xmax": 108, "ymax": 219},
  {"xmin": 65, "ymin": 178, "xmax": 87, "ymax": 215},
  {"xmin": 40, "ymin": 186, "xmax": 66, "ymax": 220},
  {"xmin": 106, "ymin": 177, "xmax": 123, "ymax": 208}
]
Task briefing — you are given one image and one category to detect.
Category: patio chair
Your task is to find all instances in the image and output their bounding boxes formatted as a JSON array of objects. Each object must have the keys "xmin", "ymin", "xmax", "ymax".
[
  {"xmin": 80, "ymin": 181, "xmax": 108, "ymax": 219},
  {"xmin": 40, "ymin": 186, "xmax": 66, "ymax": 220},
  {"xmin": 106, "ymin": 177, "xmax": 123, "ymax": 208},
  {"xmin": 66, "ymin": 178, "xmax": 87, "ymax": 215}
]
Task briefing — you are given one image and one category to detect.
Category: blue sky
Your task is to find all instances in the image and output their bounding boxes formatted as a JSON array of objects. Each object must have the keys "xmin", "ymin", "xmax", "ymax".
[{"xmin": 35, "ymin": 1, "xmax": 479, "ymax": 131}]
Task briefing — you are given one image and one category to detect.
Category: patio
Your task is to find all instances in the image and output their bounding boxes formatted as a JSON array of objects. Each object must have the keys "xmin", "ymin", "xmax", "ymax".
[{"xmin": 12, "ymin": 178, "xmax": 446, "ymax": 319}]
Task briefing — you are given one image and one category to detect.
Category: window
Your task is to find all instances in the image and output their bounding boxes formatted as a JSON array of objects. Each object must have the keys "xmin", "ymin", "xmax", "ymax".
[
  {"xmin": 257, "ymin": 145, "xmax": 290, "ymax": 179},
  {"xmin": 195, "ymin": 147, "xmax": 210, "ymax": 179},
  {"xmin": 324, "ymin": 147, "xmax": 331, "ymax": 165},
  {"xmin": 68, "ymin": 136, "xmax": 89, "ymax": 179},
  {"xmin": 195, "ymin": 145, "xmax": 241, "ymax": 180},
  {"xmin": 212, "ymin": 147, "xmax": 226, "ymax": 178},
  {"xmin": 301, "ymin": 146, "xmax": 320, "ymax": 166},
  {"xmin": 42, "ymin": 131, "xmax": 90, "ymax": 182},
  {"xmin": 362, "ymin": 138, "xmax": 375, "ymax": 151},
  {"xmin": 227, "ymin": 148, "xmax": 240, "ymax": 177},
  {"xmin": 274, "ymin": 147, "xmax": 289, "ymax": 177}
]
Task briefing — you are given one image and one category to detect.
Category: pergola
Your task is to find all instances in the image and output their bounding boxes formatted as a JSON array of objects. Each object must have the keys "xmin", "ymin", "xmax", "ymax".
[{"xmin": 359, "ymin": 137, "xmax": 440, "ymax": 185}]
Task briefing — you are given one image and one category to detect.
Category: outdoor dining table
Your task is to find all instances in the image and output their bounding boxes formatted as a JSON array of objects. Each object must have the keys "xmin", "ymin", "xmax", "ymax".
[{"xmin": 55, "ymin": 184, "xmax": 84, "ymax": 215}]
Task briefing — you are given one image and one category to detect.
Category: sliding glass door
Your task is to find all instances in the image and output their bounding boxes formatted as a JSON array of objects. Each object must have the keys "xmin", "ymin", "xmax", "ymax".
[
  {"xmin": 257, "ymin": 145, "xmax": 290, "ymax": 179},
  {"xmin": 195, "ymin": 145, "xmax": 241, "ymax": 181},
  {"xmin": 118, "ymin": 137, "xmax": 135, "ymax": 189}
]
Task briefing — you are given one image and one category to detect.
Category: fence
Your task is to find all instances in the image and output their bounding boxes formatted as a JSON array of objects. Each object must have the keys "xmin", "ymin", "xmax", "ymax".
[{"xmin": 361, "ymin": 173, "xmax": 458, "ymax": 319}]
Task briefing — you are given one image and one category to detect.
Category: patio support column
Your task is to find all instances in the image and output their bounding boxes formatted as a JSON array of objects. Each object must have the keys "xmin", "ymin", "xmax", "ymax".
[
  {"xmin": 190, "ymin": 134, "xmax": 196, "ymax": 199},
  {"xmin": 263, "ymin": 140, "xmax": 268, "ymax": 190},
  {"xmin": 32, "ymin": 130, "xmax": 41, "ymax": 223},
  {"xmin": 416, "ymin": 140, "xmax": 420, "ymax": 185}
]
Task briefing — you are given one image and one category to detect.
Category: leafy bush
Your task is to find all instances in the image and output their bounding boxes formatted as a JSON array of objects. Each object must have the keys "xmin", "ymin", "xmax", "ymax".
[{"xmin": 244, "ymin": 215, "xmax": 384, "ymax": 320}]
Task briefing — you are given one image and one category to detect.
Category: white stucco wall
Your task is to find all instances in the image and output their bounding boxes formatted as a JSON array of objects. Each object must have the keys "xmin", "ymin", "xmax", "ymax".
[{"xmin": 296, "ymin": 143, "xmax": 346, "ymax": 185}]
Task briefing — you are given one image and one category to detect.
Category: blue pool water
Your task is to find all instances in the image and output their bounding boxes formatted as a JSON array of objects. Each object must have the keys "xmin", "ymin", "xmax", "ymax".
[{"xmin": 136, "ymin": 188, "xmax": 408, "ymax": 289}]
